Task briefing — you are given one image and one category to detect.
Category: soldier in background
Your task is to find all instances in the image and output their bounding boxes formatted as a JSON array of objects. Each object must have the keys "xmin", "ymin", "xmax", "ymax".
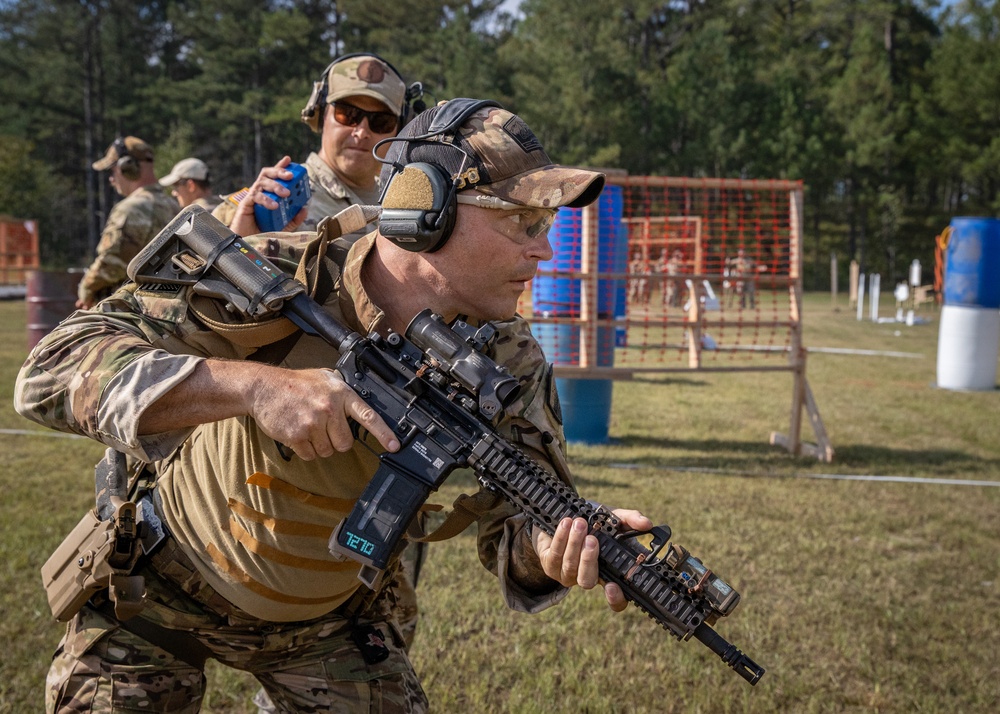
[
  {"xmin": 732, "ymin": 247, "xmax": 757, "ymax": 308},
  {"xmin": 214, "ymin": 52, "xmax": 419, "ymax": 232},
  {"xmin": 627, "ymin": 248, "xmax": 650, "ymax": 305},
  {"xmin": 159, "ymin": 158, "xmax": 222, "ymax": 211},
  {"xmin": 77, "ymin": 136, "xmax": 178, "ymax": 308},
  {"xmin": 661, "ymin": 249, "xmax": 683, "ymax": 308}
]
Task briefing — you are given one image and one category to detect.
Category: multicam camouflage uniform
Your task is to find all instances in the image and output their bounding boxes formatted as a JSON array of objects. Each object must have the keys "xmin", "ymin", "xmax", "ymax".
[
  {"xmin": 78, "ymin": 185, "xmax": 179, "ymax": 306},
  {"xmin": 190, "ymin": 194, "xmax": 223, "ymax": 212},
  {"xmin": 17, "ymin": 228, "xmax": 572, "ymax": 713}
]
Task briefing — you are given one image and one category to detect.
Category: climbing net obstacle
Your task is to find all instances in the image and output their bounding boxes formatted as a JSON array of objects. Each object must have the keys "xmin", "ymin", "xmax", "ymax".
[{"xmin": 520, "ymin": 175, "xmax": 832, "ymax": 461}]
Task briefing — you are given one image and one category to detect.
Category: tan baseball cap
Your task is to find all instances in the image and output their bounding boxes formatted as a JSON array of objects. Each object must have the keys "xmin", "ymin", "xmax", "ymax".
[
  {"xmin": 326, "ymin": 54, "xmax": 406, "ymax": 115},
  {"xmin": 159, "ymin": 157, "xmax": 210, "ymax": 187},
  {"xmin": 381, "ymin": 101, "xmax": 605, "ymax": 208},
  {"xmin": 92, "ymin": 136, "xmax": 154, "ymax": 171}
]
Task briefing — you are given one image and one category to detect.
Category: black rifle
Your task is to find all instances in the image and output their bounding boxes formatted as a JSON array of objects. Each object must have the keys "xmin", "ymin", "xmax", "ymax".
[{"xmin": 128, "ymin": 205, "xmax": 766, "ymax": 685}]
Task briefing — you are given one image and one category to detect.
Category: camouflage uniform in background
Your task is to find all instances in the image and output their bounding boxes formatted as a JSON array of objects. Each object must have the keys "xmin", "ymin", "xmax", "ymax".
[
  {"xmin": 733, "ymin": 251, "xmax": 757, "ymax": 308},
  {"xmin": 661, "ymin": 251, "xmax": 683, "ymax": 308},
  {"xmin": 18, "ymin": 227, "xmax": 572, "ymax": 713},
  {"xmin": 78, "ymin": 184, "xmax": 179, "ymax": 306},
  {"xmin": 189, "ymin": 194, "xmax": 223, "ymax": 212}
]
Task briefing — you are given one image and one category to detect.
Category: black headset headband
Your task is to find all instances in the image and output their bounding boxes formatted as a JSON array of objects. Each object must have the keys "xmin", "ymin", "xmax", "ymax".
[
  {"xmin": 374, "ymin": 98, "xmax": 503, "ymax": 182},
  {"xmin": 113, "ymin": 137, "xmax": 130, "ymax": 160}
]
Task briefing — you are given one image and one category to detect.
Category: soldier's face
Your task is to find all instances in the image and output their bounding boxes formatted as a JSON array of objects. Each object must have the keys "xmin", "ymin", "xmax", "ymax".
[
  {"xmin": 108, "ymin": 165, "xmax": 127, "ymax": 196},
  {"xmin": 320, "ymin": 95, "xmax": 397, "ymax": 190},
  {"xmin": 423, "ymin": 204, "xmax": 555, "ymax": 322},
  {"xmin": 171, "ymin": 179, "xmax": 199, "ymax": 208}
]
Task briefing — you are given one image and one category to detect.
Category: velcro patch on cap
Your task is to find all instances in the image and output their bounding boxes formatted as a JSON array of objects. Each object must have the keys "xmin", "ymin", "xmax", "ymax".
[
  {"xmin": 502, "ymin": 116, "xmax": 543, "ymax": 153},
  {"xmin": 357, "ymin": 59, "xmax": 386, "ymax": 84}
]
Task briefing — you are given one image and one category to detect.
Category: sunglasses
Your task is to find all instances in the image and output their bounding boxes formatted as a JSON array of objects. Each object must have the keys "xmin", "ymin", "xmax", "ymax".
[{"xmin": 330, "ymin": 102, "xmax": 399, "ymax": 134}]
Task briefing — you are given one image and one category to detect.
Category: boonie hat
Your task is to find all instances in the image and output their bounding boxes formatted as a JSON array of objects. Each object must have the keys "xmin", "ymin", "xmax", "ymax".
[
  {"xmin": 159, "ymin": 157, "xmax": 210, "ymax": 187},
  {"xmin": 92, "ymin": 136, "xmax": 154, "ymax": 171},
  {"xmin": 327, "ymin": 55, "xmax": 406, "ymax": 116},
  {"xmin": 380, "ymin": 101, "xmax": 605, "ymax": 208}
]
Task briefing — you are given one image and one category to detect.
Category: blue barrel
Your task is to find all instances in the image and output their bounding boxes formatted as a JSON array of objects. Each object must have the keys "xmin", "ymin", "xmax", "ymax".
[
  {"xmin": 533, "ymin": 185, "xmax": 626, "ymax": 318},
  {"xmin": 554, "ymin": 378, "xmax": 615, "ymax": 443},
  {"xmin": 534, "ymin": 324, "xmax": 616, "ymax": 442},
  {"xmin": 532, "ymin": 187, "xmax": 625, "ymax": 444},
  {"xmin": 533, "ymin": 323, "xmax": 616, "ymax": 368},
  {"xmin": 943, "ymin": 217, "xmax": 1000, "ymax": 308}
]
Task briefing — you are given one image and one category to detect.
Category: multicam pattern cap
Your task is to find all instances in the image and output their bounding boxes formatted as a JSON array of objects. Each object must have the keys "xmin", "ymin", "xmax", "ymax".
[
  {"xmin": 380, "ymin": 100, "xmax": 604, "ymax": 208},
  {"xmin": 327, "ymin": 54, "xmax": 406, "ymax": 115},
  {"xmin": 92, "ymin": 136, "xmax": 154, "ymax": 171}
]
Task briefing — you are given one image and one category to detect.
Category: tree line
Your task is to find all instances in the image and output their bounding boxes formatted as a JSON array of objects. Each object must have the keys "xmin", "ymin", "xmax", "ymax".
[{"xmin": 0, "ymin": 0, "xmax": 997, "ymax": 288}]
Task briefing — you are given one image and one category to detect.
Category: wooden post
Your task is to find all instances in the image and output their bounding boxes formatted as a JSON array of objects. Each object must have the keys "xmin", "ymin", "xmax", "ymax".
[
  {"xmin": 580, "ymin": 204, "xmax": 599, "ymax": 369},
  {"xmin": 830, "ymin": 252, "xmax": 838, "ymax": 309},
  {"xmin": 686, "ymin": 279, "xmax": 702, "ymax": 368},
  {"xmin": 849, "ymin": 260, "xmax": 859, "ymax": 308}
]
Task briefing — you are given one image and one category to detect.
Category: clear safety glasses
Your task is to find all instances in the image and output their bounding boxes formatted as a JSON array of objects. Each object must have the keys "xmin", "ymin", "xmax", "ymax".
[{"xmin": 455, "ymin": 193, "xmax": 557, "ymax": 243}]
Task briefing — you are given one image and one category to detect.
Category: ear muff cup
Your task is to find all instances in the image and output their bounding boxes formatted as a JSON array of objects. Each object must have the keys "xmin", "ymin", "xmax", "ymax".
[
  {"xmin": 378, "ymin": 162, "xmax": 457, "ymax": 253},
  {"xmin": 301, "ymin": 80, "xmax": 326, "ymax": 134}
]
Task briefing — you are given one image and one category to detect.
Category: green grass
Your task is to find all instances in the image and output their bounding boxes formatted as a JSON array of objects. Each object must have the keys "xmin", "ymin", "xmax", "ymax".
[{"xmin": 1, "ymin": 294, "xmax": 998, "ymax": 713}]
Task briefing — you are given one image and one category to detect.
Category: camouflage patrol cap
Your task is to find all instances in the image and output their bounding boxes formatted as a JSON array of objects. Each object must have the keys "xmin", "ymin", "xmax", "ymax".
[
  {"xmin": 327, "ymin": 54, "xmax": 406, "ymax": 115},
  {"xmin": 92, "ymin": 136, "xmax": 154, "ymax": 171},
  {"xmin": 380, "ymin": 100, "xmax": 605, "ymax": 208}
]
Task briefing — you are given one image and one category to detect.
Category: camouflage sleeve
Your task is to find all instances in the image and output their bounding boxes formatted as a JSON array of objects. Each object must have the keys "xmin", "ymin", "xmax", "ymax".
[
  {"xmin": 78, "ymin": 203, "xmax": 132, "ymax": 304},
  {"xmin": 470, "ymin": 315, "xmax": 574, "ymax": 614},
  {"xmin": 78, "ymin": 192, "xmax": 169, "ymax": 305},
  {"xmin": 14, "ymin": 287, "xmax": 223, "ymax": 462},
  {"xmin": 211, "ymin": 198, "xmax": 238, "ymax": 227}
]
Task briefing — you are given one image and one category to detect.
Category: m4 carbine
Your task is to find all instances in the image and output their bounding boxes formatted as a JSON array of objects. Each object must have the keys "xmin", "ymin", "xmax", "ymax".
[{"xmin": 128, "ymin": 205, "xmax": 766, "ymax": 686}]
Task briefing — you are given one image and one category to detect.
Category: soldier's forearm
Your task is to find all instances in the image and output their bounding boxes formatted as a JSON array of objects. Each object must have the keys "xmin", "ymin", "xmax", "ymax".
[{"xmin": 137, "ymin": 358, "xmax": 266, "ymax": 435}]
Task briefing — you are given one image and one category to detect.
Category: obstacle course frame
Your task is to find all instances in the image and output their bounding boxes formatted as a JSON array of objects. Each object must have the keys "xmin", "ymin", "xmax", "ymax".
[{"xmin": 523, "ymin": 175, "xmax": 833, "ymax": 462}]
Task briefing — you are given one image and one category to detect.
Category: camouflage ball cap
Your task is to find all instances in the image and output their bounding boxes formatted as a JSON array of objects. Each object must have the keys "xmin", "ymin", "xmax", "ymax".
[
  {"xmin": 327, "ymin": 55, "xmax": 406, "ymax": 115},
  {"xmin": 92, "ymin": 136, "xmax": 154, "ymax": 171},
  {"xmin": 381, "ymin": 100, "xmax": 605, "ymax": 208}
]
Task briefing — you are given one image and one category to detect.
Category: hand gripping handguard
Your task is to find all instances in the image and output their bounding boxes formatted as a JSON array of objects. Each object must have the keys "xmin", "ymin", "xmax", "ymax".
[{"xmin": 128, "ymin": 205, "xmax": 766, "ymax": 685}]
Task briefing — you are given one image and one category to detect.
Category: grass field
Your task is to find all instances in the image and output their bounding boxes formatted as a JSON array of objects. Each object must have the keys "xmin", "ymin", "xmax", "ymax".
[{"xmin": 1, "ymin": 294, "xmax": 998, "ymax": 713}]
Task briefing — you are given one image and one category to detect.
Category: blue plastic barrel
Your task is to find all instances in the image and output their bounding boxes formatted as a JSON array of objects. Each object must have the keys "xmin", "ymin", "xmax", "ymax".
[
  {"xmin": 531, "ymin": 186, "xmax": 625, "ymax": 443},
  {"xmin": 533, "ymin": 185, "xmax": 626, "ymax": 318},
  {"xmin": 937, "ymin": 217, "xmax": 1000, "ymax": 390},
  {"xmin": 554, "ymin": 378, "xmax": 615, "ymax": 443},
  {"xmin": 533, "ymin": 323, "xmax": 616, "ymax": 368},
  {"xmin": 943, "ymin": 217, "xmax": 1000, "ymax": 309}
]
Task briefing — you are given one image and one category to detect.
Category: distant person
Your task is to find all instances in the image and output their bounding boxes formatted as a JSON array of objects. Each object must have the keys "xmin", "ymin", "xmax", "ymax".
[
  {"xmin": 78, "ymin": 136, "xmax": 178, "ymax": 308},
  {"xmin": 215, "ymin": 52, "xmax": 421, "ymax": 231},
  {"xmin": 159, "ymin": 157, "xmax": 222, "ymax": 211},
  {"xmin": 627, "ymin": 249, "xmax": 650, "ymax": 305},
  {"xmin": 661, "ymin": 249, "xmax": 683, "ymax": 307},
  {"xmin": 733, "ymin": 248, "xmax": 758, "ymax": 308}
]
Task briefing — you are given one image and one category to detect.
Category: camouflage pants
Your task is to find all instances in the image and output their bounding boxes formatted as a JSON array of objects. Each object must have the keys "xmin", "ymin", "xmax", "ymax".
[
  {"xmin": 45, "ymin": 538, "xmax": 428, "ymax": 713},
  {"xmin": 255, "ymin": 540, "xmax": 428, "ymax": 713}
]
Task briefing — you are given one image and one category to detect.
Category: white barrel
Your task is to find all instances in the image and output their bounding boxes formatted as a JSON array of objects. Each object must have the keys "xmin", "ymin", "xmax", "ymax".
[{"xmin": 936, "ymin": 304, "xmax": 1000, "ymax": 390}]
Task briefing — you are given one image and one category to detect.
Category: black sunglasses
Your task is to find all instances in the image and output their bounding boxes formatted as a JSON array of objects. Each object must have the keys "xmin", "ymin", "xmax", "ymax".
[{"xmin": 330, "ymin": 102, "xmax": 399, "ymax": 134}]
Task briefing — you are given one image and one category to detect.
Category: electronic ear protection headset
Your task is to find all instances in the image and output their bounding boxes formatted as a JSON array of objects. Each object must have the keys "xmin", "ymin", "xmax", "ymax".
[
  {"xmin": 375, "ymin": 98, "xmax": 502, "ymax": 254},
  {"xmin": 300, "ymin": 53, "xmax": 425, "ymax": 134},
  {"xmin": 113, "ymin": 137, "xmax": 141, "ymax": 180}
]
